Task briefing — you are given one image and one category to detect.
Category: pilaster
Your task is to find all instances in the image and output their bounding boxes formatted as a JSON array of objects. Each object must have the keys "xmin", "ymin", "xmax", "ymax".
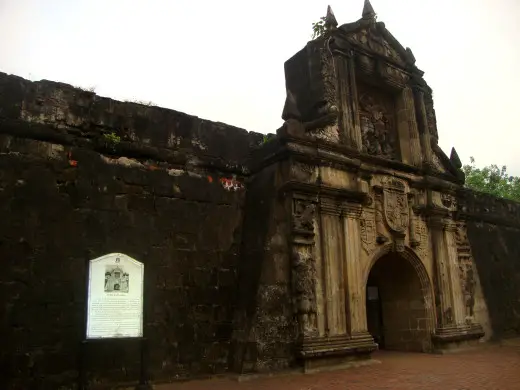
[
  {"xmin": 291, "ymin": 194, "xmax": 319, "ymax": 340},
  {"xmin": 346, "ymin": 54, "xmax": 362, "ymax": 150},
  {"xmin": 341, "ymin": 203, "xmax": 367, "ymax": 334},
  {"xmin": 429, "ymin": 215, "xmax": 484, "ymax": 349},
  {"xmin": 443, "ymin": 221, "xmax": 467, "ymax": 326},
  {"xmin": 296, "ymin": 195, "xmax": 377, "ymax": 371},
  {"xmin": 336, "ymin": 52, "xmax": 362, "ymax": 150},
  {"xmin": 401, "ymin": 86, "xmax": 422, "ymax": 167},
  {"xmin": 413, "ymin": 86, "xmax": 433, "ymax": 168}
]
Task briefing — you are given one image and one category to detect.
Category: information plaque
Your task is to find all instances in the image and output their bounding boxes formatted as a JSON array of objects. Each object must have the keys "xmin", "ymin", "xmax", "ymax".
[{"xmin": 86, "ymin": 253, "xmax": 144, "ymax": 339}]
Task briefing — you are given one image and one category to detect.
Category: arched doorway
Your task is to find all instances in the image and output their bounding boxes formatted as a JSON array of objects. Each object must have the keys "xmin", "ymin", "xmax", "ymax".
[{"xmin": 365, "ymin": 248, "xmax": 433, "ymax": 352}]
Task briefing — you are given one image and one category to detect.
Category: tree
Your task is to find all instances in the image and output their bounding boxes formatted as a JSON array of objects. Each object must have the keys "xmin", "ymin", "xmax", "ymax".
[{"xmin": 463, "ymin": 157, "xmax": 520, "ymax": 202}]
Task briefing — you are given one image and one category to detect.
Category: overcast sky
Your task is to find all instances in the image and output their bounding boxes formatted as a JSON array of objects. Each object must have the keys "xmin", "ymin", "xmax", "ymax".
[{"xmin": 1, "ymin": 0, "xmax": 519, "ymax": 174}]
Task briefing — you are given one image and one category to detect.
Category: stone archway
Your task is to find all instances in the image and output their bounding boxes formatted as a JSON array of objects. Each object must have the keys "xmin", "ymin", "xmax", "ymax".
[{"xmin": 364, "ymin": 246, "xmax": 435, "ymax": 352}]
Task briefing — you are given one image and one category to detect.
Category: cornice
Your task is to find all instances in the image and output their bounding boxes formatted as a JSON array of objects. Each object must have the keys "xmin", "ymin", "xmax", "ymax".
[{"xmin": 280, "ymin": 181, "xmax": 367, "ymax": 204}]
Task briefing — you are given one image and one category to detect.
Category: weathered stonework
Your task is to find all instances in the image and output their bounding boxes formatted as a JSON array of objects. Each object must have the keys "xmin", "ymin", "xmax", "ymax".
[{"xmin": 0, "ymin": 1, "xmax": 518, "ymax": 389}]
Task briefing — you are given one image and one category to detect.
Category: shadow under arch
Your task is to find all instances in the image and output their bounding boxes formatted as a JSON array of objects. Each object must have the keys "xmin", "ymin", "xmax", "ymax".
[{"xmin": 363, "ymin": 243, "xmax": 436, "ymax": 352}]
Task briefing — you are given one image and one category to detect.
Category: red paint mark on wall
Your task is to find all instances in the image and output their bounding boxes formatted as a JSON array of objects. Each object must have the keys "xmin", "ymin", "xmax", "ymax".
[{"xmin": 220, "ymin": 175, "xmax": 244, "ymax": 191}]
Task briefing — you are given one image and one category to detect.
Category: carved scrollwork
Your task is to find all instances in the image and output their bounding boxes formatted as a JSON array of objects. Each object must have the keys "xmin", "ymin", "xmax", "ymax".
[
  {"xmin": 454, "ymin": 222, "xmax": 476, "ymax": 320},
  {"xmin": 411, "ymin": 220, "xmax": 428, "ymax": 260},
  {"xmin": 291, "ymin": 196, "xmax": 319, "ymax": 338},
  {"xmin": 424, "ymin": 94, "xmax": 439, "ymax": 139},
  {"xmin": 374, "ymin": 192, "xmax": 389, "ymax": 244},
  {"xmin": 360, "ymin": 210, "xmax": 376, "ymax": 254}
]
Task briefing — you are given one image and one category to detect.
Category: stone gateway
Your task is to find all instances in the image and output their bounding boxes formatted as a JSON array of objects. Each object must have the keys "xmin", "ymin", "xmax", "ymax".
[{"xmin": 1, "ymin": 1, "xmax": 519, "ymax": 389}]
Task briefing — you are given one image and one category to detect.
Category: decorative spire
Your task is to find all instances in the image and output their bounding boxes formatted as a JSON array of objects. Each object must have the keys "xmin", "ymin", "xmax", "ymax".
[
  {"xmin": 405, "ymin": 47, "xmax": 416, "ymax": 65},
  {"xmin": 325, "ymin": 5, "xmax": 338, "ymax": 30},
  {"xmin": 450, "ymin": 147, "xmax": 462, "ymax": 169},
  {"xmin": 362, "ymin": 0, "xmax": 376, "ymax": 20}
]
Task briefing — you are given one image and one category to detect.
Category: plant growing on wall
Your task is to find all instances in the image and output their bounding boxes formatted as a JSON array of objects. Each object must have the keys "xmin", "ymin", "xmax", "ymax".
[
  {"xmin": 463, "ymin": 157, "xmax": 520, "ymax": 202},
  {"xmin": 102, "ymin": 132, "xmax": 121, "ymax": 151},
  {"xmin": 311, "ymin": 16, "xmax": 327, "ymax": 39}
]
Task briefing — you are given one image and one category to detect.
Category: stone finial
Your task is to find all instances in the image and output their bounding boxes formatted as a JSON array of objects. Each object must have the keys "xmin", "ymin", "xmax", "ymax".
[
  {"xmin": 450, "ymin": 147, "xmax": 463, "ymax": 169},
  {"xmin": 362, "ymin": 0, "xmax": 376, "ymax": 20},
  {"xmin": 282, "ymin": 90, "xmax": 301, "ymax": 121},
  {"xmin": 405, "ymin": 47, "xmax": 416, "ymax": 65},
  {"xmin": 325, "ymin": 5, "xmax": 338, "ymax": 29}
]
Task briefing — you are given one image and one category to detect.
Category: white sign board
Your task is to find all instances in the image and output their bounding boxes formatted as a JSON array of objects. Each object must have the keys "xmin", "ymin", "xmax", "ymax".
[{"xmin": 86, "ymin": 253, "xmax": 144, "ymax": 339}]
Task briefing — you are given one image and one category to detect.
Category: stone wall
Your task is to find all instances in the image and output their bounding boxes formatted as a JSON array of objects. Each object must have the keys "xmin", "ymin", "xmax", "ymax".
[
  {"xmin": 459, "ymin": 189, "xmax": 520, "ymax": 340},
  {"xmin": 0, "ymin": 72, "xmax": 270, "ymax": 389},
  {"xmin": 2, "ymin": 66, "xmax": 520, "ymax": 389},
  {"xmin": 231, "ymin": 161, "xmax": 296, "ymax": 373}
]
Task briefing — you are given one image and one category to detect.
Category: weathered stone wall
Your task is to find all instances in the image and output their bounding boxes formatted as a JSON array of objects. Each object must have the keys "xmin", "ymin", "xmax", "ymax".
[
  {"xmin": 460, "ymin": 190, "xmax": 520, "ymax": 340},
  {"xmin": 0, "ymin": 72, "xmax": 269, "ymax": 389},
  {"xmin": 231, "ymin": 161, "xmax": 296, "ymax": 373}
]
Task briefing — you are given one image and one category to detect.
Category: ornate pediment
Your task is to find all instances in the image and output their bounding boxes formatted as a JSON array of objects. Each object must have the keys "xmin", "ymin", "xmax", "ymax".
[
  {"xmin": 345, "ymin": 25, "xmax": 406, "ymax": 65},
  {"xmin": 338, "ymin": 18, "xmax": 416, "ymax": 68}
]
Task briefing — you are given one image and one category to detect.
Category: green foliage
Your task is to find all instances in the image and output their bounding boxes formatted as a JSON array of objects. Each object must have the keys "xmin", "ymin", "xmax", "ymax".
[
  {"xmin": 311, "ymin": 17, "xmax": 326, "ymax": 39},
  {"xmin": 102, "ymin": 132, "xmax": 121, "ymax": 150},
  {"xmin": 261, "ymin": 134, "xmax": 275, "ymax": 145},
  {"xmin": 463, "ymin": 157, "xmax": 520, "ymax": 202}
]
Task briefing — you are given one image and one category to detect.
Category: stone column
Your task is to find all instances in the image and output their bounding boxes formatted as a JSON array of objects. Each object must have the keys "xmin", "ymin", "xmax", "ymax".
[
  {"xmin": 341, "ymin": 203, "xmax": 367, "ymax": 335},
  {"xmin": 291, "ymin": 195, "xmax": 319, "ymax": 339},
  {"xmin": 413, "ymin": 87, "xmax": 433, "ymax": 167}
]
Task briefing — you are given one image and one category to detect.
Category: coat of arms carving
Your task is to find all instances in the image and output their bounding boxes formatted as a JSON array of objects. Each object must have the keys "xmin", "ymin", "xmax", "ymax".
[{"xmin": 383, "ymin": 179, "xmax": 409, "ymax": 233}]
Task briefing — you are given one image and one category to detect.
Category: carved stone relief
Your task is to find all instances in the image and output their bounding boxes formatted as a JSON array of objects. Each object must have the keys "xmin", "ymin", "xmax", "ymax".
[
  {"xmin": 348, "ymin": 27, "xmax": 404, "ymax": 64},
  {"xmin": 358, "ymin": 89, "xmax": 398, "ymax": 160},
  {"xmin": 382, "ymin": 179, "xmax": 409, "ymax": 233},
  {"xmin": 424, "ymin": 94, "xmax": 439, "ymax": 139},
  {"xmin": 432, "ymin": 191, "xmax": 457, "ymax": 211},
  {"xmin": 411, "ymin": 219, "xmax": 429, "ymax": 261},
  {"xmin": 374, "ymin": 192, "xmax": 389, "ymax": 244},
  {"xmin": 291, "ymin": 245, "xmax": 318, "ymax": 337},
  {"xmin": 290, "ymin": 162, "xmax": 317, "ymax": 184},
  {"xmin": 293, "ymin": 199, "xmax": 316, "ymax": 234},
  {"xmin": 455, "ymin": 222, "xmax": 476, "ymax": 321},
  {"xmin": 432, "ymin": 152, "xmax": 446, "ymax": 172},
  {"xmin": 306, "ymin": 48, "xmax": 340, "ymax": 143},
  {"xmin": 360, "ymin": 210, "xmax": 376, "ymax": 254},
  {"xmin": 441, "ymin": 193, "xmax": 454, "ymax": 208},
  {"xmin": 291, "ymin": 197, "xmax": 319, "ymax": 338}
]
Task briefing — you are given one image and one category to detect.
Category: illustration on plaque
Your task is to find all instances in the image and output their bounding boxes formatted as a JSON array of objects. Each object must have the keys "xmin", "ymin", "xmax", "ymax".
[
  {"xmin": 104, "ymin": 260, "xmax": 129, "ymax": 293},
  {"xmin": 86, "ymin": 253, "xmax": 144, "ymax": 339}
]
